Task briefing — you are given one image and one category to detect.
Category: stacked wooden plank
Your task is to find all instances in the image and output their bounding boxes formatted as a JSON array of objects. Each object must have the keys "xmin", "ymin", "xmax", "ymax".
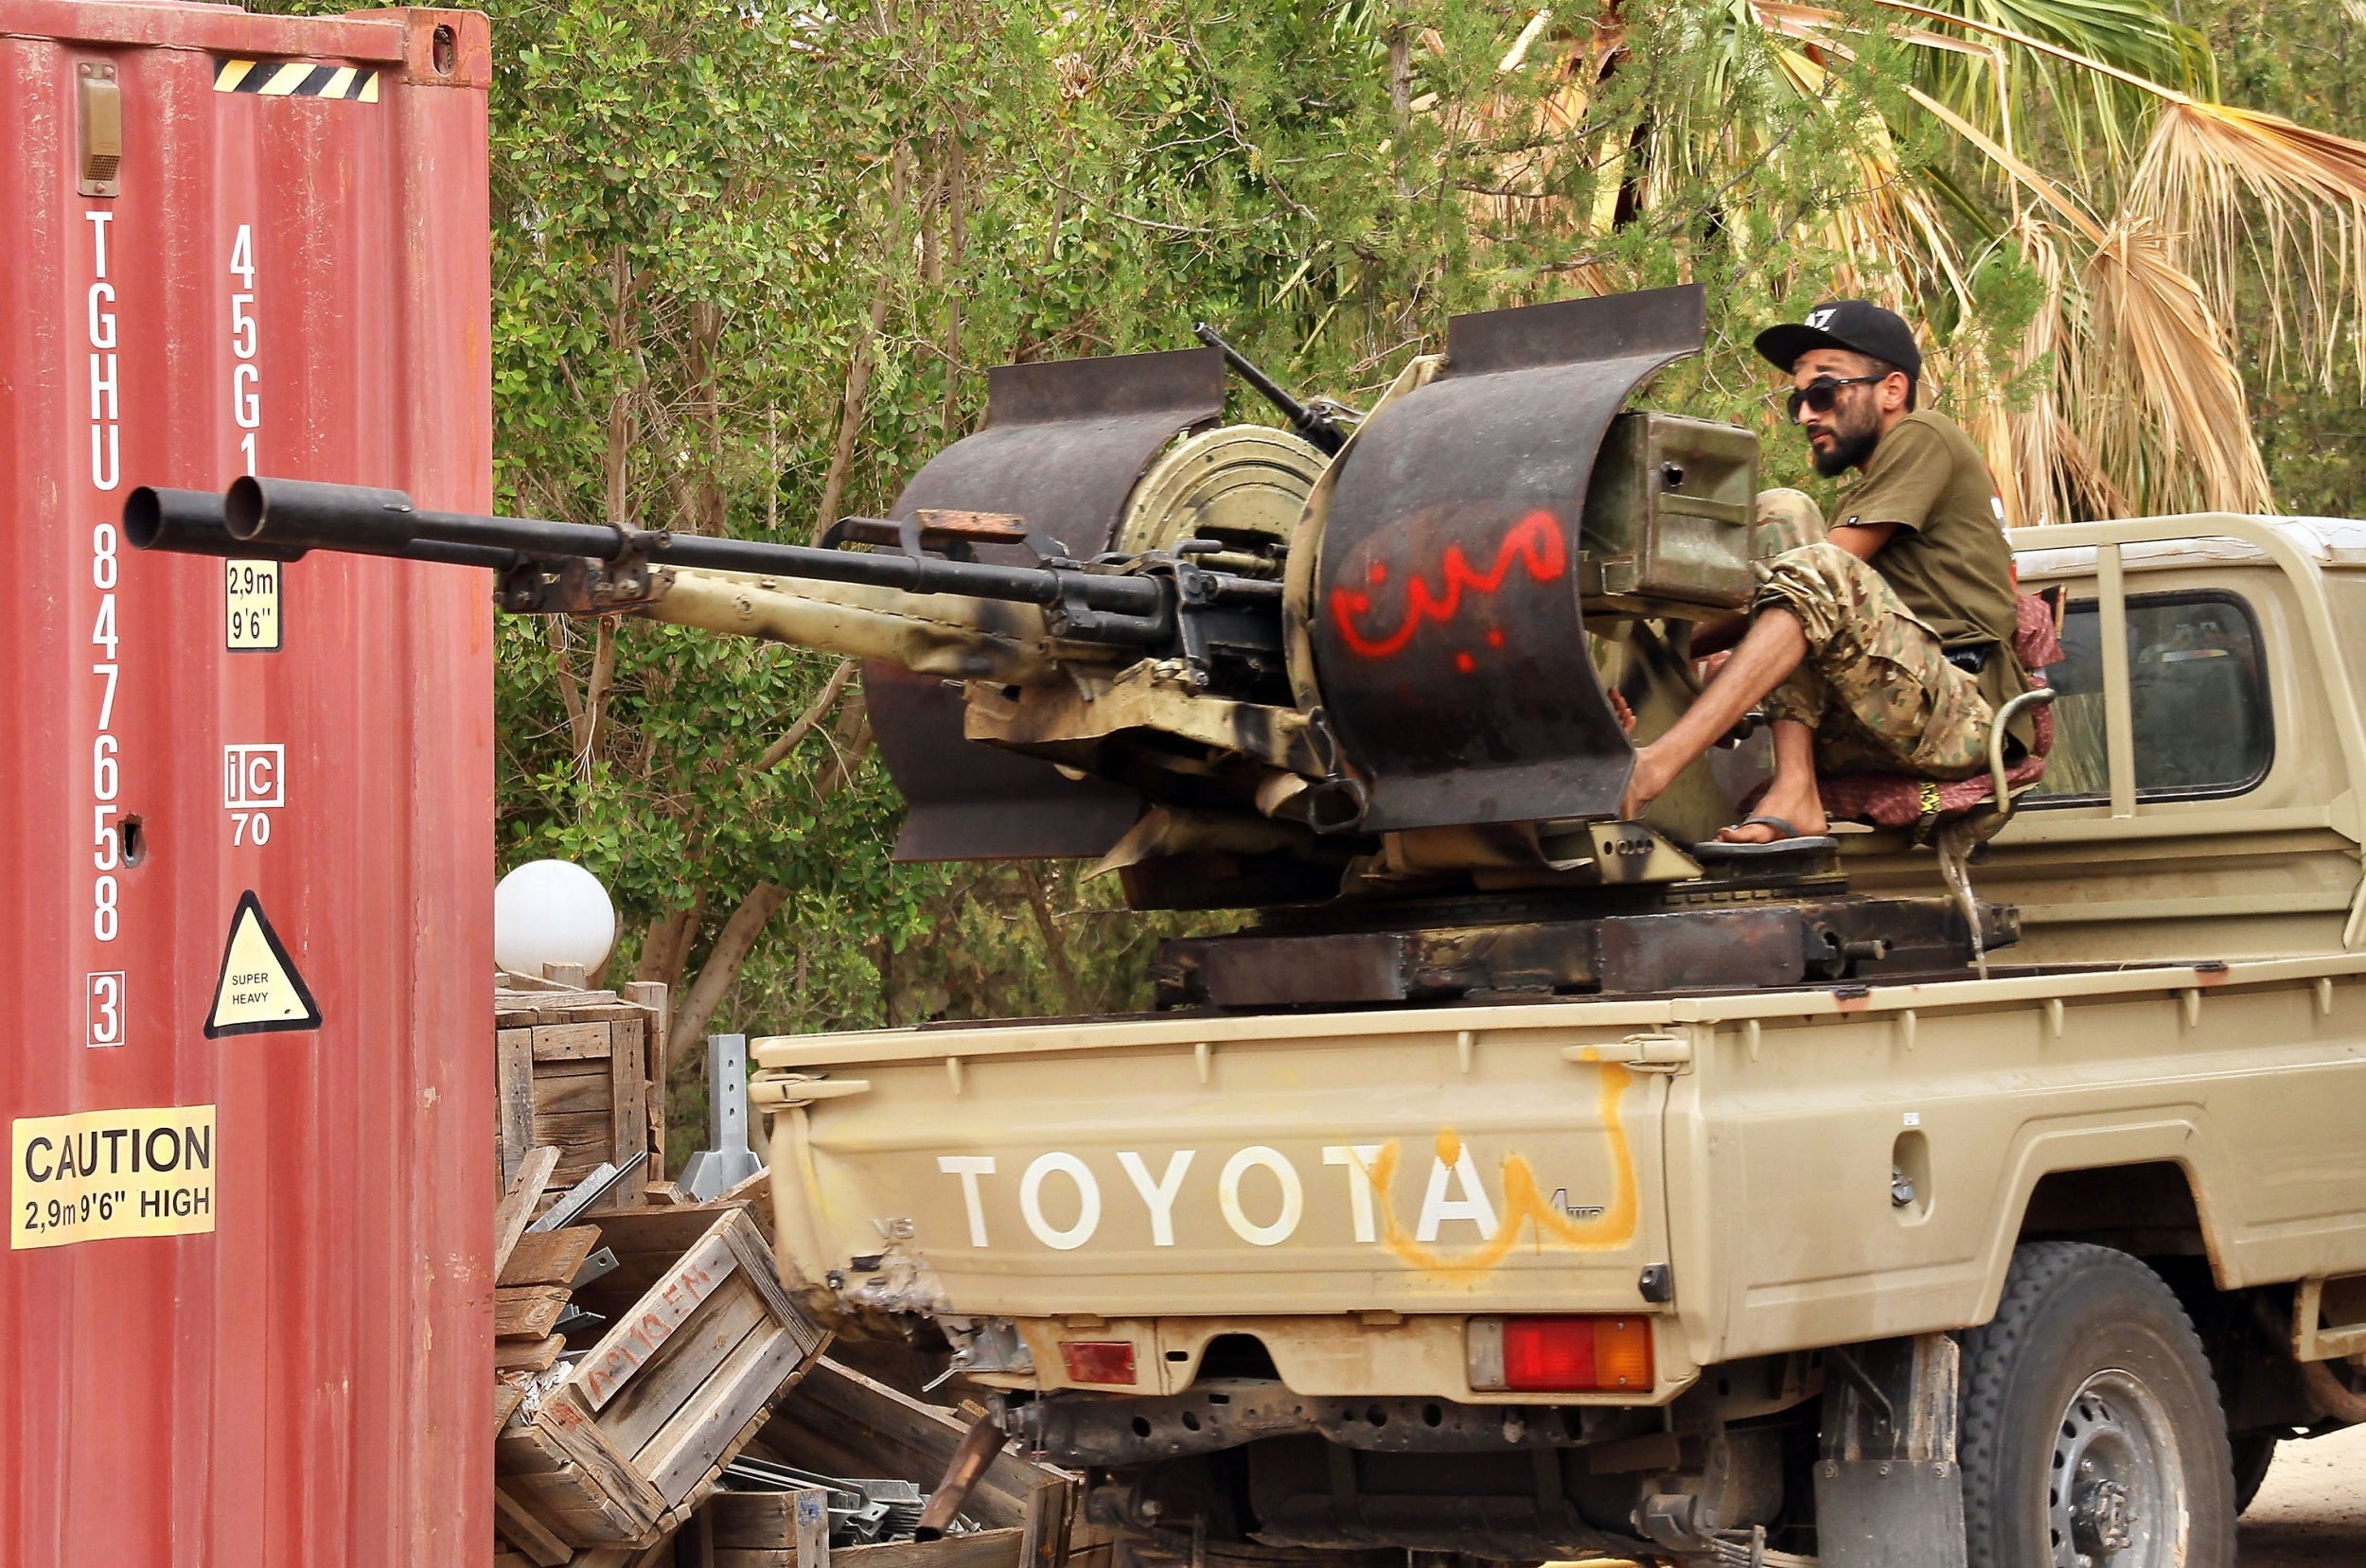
[
  {"xmin": 493, "ymin": 1200, "xmax": 831, "ymax": 1563},
  {"xmin": 496, "ymin": 974, "xmax": 668, "ymax": 1210},
  {"xmin": 725, "ymin": 1358, "xmax": 1092, "ymax": 1568},
  {"xmin": 498, "ymin": 1220, "xmax": 601, "ymax": 1380},
  {"xmin": 483, "ymin": 974, "xmax": 1103, "ymax": 1568}
]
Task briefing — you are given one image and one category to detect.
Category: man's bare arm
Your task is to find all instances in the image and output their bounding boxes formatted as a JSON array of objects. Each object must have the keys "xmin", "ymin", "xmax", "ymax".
[{"xmin": 1827, "ymin": 520, "xmax": 1898, "ymax": 561}]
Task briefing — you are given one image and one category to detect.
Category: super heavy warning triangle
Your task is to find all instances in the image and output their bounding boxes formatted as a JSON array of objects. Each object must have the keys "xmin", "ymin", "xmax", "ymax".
[{"xmin": 204, "ymin": 890, "xmax": 323, "ymax": 1038}]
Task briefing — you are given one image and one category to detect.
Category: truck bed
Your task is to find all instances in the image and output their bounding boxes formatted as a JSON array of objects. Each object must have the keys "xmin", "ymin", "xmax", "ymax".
[{"xmin": 757, "ymin": 953, "xmax": 2366, "ymax": 1403}]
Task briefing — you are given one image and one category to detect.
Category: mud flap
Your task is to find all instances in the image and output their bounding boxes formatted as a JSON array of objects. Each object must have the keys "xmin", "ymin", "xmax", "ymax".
[{"xmin": 1814, "ymin": 1333, "xmax": 1969, "ymax": 1568}]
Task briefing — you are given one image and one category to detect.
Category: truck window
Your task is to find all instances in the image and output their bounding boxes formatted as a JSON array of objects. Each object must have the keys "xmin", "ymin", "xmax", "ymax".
[{"xmin": 2025, "ymin": 590, "xmax": 2273, "ymax": 802}]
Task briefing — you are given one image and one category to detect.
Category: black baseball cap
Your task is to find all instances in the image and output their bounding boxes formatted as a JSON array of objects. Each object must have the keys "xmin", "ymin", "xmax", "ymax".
[{"xmin": 1754, "ymin": 300, "xmax": 1923, "ymax": 381}]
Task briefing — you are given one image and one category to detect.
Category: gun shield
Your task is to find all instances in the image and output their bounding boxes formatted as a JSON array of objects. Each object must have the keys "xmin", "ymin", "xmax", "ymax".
[
  {"xmin": 873, "ymin": 346, "xmax": 1227, "ymax": 862},
  {"xmin": 1307, "ymin": 284, "xmax": 1705, "ymax": 831}
]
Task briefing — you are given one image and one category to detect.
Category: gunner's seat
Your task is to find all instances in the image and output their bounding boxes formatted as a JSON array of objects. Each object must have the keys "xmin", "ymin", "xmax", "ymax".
[{"xmin": 1815, "ymin": 590, "xmax": 2064, "ymax": 974}]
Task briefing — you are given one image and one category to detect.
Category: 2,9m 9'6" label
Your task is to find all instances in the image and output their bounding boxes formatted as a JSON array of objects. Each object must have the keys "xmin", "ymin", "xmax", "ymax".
[
  {"xmin": 11, "ymin": 1105, "xmax": 217, "ymax": 1250},
  {"xmin": 227, "ymin": 559, "xmax": 280, "ymax": 650}
]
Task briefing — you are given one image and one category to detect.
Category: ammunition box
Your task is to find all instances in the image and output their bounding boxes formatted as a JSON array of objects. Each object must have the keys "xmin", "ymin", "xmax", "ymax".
[{"xmin": 1580, "ymin": 411, "xmax": 1758, "ymax": 608}]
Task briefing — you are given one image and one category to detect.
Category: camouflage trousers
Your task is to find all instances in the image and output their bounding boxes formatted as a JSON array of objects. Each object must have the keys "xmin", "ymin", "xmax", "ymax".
[{"xmin": 1749, "ymin": 539, "xmax": 1994, "ymax": 781}]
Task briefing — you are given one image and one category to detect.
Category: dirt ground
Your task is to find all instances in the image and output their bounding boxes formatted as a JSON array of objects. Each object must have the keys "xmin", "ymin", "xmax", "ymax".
[{"xmin": 2241, "ymin": 1421, "xmax": 2366, "ymax": 1566}]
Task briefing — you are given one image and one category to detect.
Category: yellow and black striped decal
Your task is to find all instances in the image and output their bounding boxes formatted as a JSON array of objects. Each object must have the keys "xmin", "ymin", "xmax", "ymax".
[{"xmin": 213, "ymin": 59, "xmax": 381, "ymax": 101}]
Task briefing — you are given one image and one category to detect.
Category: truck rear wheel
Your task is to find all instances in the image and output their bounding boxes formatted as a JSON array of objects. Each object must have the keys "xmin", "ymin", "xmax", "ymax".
[
  {"xmin": 1958, "ymin": 1242, "xmax": 2235, "ymax": 1568},
  {"xmin": 2230, "ymin": 1432, "xmax": 2276, "ymax": 1514}
]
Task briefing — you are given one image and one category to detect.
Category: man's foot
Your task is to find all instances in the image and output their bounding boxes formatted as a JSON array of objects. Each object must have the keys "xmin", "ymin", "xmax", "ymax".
[{"xmin": 1716, "ymin": 785, "xmax": 1828, "ymax": 843}]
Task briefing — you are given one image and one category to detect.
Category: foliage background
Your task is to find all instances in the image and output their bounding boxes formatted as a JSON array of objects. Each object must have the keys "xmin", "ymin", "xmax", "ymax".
[{"xmin": 272, "ymin": 0, "xmax": 2366, "ymax": 1150}]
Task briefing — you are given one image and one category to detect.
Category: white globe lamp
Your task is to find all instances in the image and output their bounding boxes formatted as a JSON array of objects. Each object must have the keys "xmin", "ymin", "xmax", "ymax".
[{"xmin": 494, "ymin": 859, "xmax": 617, "ymax": 979}]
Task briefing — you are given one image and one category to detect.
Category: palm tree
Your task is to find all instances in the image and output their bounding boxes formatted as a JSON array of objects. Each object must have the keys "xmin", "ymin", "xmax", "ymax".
[{"xmin": 1416, "ymin": 0, "xmax": 2366, "ymax": 522}]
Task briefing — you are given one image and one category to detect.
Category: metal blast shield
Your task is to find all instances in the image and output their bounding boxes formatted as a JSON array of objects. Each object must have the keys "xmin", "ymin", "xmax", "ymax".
[
  {"xmin": 1306, "ymin": 284, "xmax": 1707, "ymax": 833},
  {"xmin": 873, "ymin": 347, "xmax": 1226, "ymax": 862}
]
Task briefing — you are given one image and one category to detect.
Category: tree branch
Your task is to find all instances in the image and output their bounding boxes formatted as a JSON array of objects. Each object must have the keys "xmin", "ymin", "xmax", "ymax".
[
  {"xmin": 633, "ymin": 891, "xmax": 708, "ymax": 993},
  {"xmin": 573, "ymin": 618, "xmax": 617, "ymax": 765},
  {"xmin": 666, "ymin": 881, "xmax": 788, "ymax": 1068},
  {"xmin": 604, "ymin": 243, "xmax": 637, "ymax": 524},
  {"xmin": 1017, "ymin": 863, "xmax": 1087, "ymax": 1016},
  {"xmin": 755, "ymin": 658, "xmax": 857, "ymax": 772},
  {"xmin": 815, "ymin": 144, "xmax": 911, "ymax": 541},
  {"xmin": 814, "ymin": 701, "xmax": 874, "ymax": 799},
  {"xmin": 940, "ymin": 133, "xmax": 968, "ymax": 439}
]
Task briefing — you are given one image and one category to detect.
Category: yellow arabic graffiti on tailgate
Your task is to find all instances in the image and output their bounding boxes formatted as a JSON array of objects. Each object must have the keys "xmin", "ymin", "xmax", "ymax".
[{"xmin": 1361, "ymin": 1057, "xmax": 1639, "ymax": 1279}]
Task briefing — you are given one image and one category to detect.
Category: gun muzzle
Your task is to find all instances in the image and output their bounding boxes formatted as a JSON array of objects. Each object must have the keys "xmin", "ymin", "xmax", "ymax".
[
  {"xmin": 145, "ymin": 478, "xmax": 1173, "ymax": 629},
  {"xmin": 1192, "ymin": 322, "xmax": 1347, "ymax": 455},
  {"xmin": 128, "ymin": 482, "xmax": 520, "ymax": 569},
  {"xmin": 124, "ymin": 486, "xmax": 309, "ymax": 561},
  {"xmin": 224, "ymin": 476, "xmax": 525, "ymax": 568}
]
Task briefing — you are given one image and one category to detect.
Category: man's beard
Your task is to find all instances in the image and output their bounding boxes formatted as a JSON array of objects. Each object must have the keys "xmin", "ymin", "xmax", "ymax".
[{"xmin": 1810, "ymin": 418, "xmax": 1880, "ymax": 476}]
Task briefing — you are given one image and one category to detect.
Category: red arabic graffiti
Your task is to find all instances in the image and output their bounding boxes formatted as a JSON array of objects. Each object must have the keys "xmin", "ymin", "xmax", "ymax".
[{"xmin": 1329, "ymin": 509, "xmax": 1565, "ymax": 660}]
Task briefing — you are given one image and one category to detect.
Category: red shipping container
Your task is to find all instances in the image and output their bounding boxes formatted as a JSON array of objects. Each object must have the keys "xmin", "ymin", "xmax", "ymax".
[{"xmin": 0, "ymin": 4, "xmax": 494, "ymax": 1563}]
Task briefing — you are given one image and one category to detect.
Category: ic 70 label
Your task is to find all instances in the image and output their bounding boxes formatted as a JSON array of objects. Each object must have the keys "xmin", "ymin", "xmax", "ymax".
[{"xmin": 224, "ymin": 743, "xmax": 283, "ymax": 846}]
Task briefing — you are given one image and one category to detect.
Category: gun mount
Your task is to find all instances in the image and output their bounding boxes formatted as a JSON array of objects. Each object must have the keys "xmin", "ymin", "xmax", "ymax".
[{"xmin": 128, "ymin": 283, "xmax": 2012, "ymax": 1002}]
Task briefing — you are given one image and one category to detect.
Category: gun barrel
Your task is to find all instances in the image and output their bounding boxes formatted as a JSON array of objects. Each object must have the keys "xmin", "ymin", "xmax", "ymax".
[
  {"xmin": 126, "ymin": 484, "xmax": 521, "ymax": 568},
  {"xmin": 208, "ymin": 476, "xmax": 1169, "ymax": 622},
  {"xmin": 1192, "ymin": 323, "xmax": 1346, "ymax": 455}
]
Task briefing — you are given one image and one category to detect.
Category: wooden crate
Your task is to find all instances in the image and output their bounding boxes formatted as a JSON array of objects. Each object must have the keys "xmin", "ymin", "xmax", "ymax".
[
  {"xmin": 496, "ymin": 978, "xmax": 668, "ymax": 1209},
  {"xmin": 705, "ymin": 1492, "xmax": 1027, "ymax": 1568},
  {"xmin": 497, "ymin": 1207, "xmax": 831, "ymax": 1550},
  {"xmin": 751, "ymin": 1359, "xmax": 1095, "ymax": 1568}
]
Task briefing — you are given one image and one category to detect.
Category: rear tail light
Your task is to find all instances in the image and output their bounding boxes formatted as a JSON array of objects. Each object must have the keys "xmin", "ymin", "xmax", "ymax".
[
  {"xmin": 1469, "ymin": 1315, "xmax": 1655, "ymax": 1392},
  {"xmin": 1060, "ymin": 1340, "xmax": 1138, "ymax": 1385}
]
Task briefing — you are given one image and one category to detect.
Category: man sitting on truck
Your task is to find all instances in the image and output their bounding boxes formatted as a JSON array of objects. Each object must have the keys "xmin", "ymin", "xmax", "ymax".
[{"xmin": 1618, "ymin": 300, "xmax": 2032, "ymax": 843}]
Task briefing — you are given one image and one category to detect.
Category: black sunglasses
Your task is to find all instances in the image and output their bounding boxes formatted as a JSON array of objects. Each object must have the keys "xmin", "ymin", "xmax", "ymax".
[{"xmin": 1781, "ymin": 374, "xmax": 1886, "ymax": 421}]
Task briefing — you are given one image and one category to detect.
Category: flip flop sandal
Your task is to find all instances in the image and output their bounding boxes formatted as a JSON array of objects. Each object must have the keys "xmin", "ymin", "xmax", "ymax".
[{"xmin": 1690, "ymin": 815, "xmax": 1841, "ymax": 861}]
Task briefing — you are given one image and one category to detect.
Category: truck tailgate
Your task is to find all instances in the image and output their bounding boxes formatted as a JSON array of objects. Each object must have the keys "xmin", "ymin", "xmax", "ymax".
[{"xmin": 755, "ymin": 1006, "xmax": 1677, "ymax": 1317}]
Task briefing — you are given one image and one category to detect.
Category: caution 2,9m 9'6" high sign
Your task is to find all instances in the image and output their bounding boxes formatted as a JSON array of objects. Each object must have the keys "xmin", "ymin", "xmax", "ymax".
[{"xmin": 12, "ymin": 1105, "xmax": 218, "ymax": 1250}]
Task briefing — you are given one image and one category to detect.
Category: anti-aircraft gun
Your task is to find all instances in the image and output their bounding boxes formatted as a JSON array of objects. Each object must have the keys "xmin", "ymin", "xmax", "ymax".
[{"xmin": 127, "ymin": 283, "xmax": 2010, "ymax": 1005}]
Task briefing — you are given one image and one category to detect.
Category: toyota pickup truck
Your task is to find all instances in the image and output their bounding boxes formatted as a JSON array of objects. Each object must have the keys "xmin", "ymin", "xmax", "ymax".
[{"xmin": 754, "ymin": 513, "xmax": 2366, "ymax": 1568}]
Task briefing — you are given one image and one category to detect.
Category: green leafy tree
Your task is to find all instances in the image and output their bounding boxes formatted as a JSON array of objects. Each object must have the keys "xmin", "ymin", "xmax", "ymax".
[{"xmin": 258, "ymin": 0, "xmax": 2366, "ymax": 1142}]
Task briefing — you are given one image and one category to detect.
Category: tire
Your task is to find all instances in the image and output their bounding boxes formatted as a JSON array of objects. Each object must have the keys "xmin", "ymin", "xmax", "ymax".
[
  {"xmin": 2230, "ymin": 1432, "xmax": 2277, "ymax": 1515},
  {"xmin": 1959, "ymin": 1242, "xmax": 2236, "ymax": 1568}
]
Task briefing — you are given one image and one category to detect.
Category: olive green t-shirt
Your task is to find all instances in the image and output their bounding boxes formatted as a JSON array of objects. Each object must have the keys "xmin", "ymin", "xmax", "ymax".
[{"xmin": 1833, "ymin": 410, "xmax": 2030, "ymax": 731}]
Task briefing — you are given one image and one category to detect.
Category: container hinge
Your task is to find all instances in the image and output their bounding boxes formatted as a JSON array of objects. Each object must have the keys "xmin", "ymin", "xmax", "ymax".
[{"xmin": 1565, "ymin": 1031, "xmax": 1692, "ymax": 1073}]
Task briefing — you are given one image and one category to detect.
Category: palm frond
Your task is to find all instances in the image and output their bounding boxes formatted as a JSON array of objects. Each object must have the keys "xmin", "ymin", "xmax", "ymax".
[
  {"xmin": 1899, "ymin": 0, "xmax": 2212, "ymax": 172},
  {"xmin": 2079, "ymin": 217, "xmax": 2273, "ymax": 514},
  {"xmin": 1955, "ymin": 217, "xmax": 2072, "ymax": 524},
  {"xmin": 2129, "ymin": 100, "xmax": 2366, "ymax": 388}
]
